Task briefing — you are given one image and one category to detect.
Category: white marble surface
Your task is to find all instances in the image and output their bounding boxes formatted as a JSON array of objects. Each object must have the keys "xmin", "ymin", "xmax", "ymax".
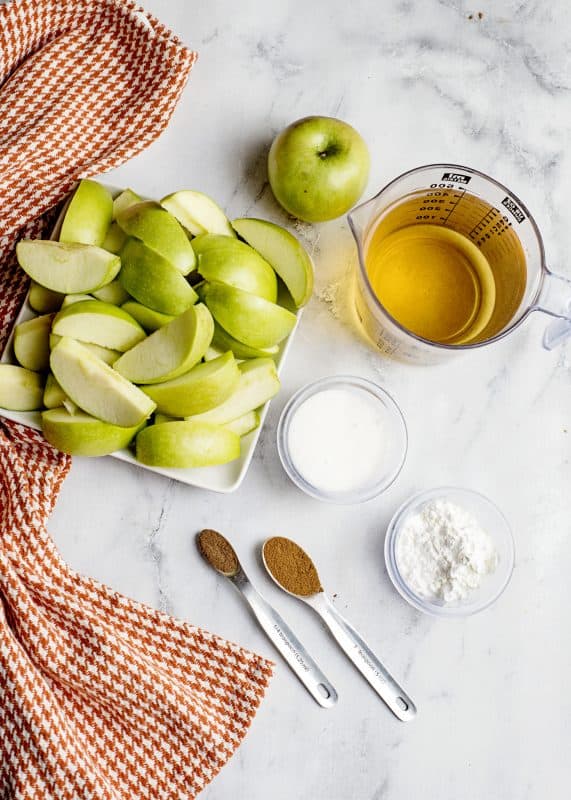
[{"xmin": 45, "ymin": 1, "xmax": 570, "ymax": 797}]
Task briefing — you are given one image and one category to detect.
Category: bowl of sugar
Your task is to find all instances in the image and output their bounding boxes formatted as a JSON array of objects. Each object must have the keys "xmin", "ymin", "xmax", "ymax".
[{"xmin": 276, "ymin": 375, "xmax": 408, "ymax": 504}]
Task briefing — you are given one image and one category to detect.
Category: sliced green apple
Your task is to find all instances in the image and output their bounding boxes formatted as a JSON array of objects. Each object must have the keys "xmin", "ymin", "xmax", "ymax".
[
  {"xmin": 43, "ymin": 373, "xmax": 67, "ymax": 409},
  {"xmin": 113, "ymin": 303, "xmax": 214, "ymax": 385},
  {"xmin": 28, "ymin": 282, "xmax": 63, "ymax": 313},
  {"xmin": 117, "ymin": 201, "xmax": 196, "ymax": 275},
  {"xmin": 92, "ymin": 280, "xmax": 130, "ymax": 306},
  {"xmin": 50, "ymin": 337, "xmax": 156, "ymax": 427},
  {"xmin": 102, "ymin": 222, "xmax": 127, "ymax": 254},
  {"xmin": 187, "ymin": 358, "xmax": 279, "ymax": 424},
  {"xmin": 61, "ymin": 294, "xmax": 93, "ymax": 308},
  {"xmin": 112, "ymin": 188, "xmax": 142, "ymax": 220},
  {"xmin": 59, "ymin": 180, "xmax": 113, "ymax": 247},
  {"xmin": 52, "ymin": 300, "xmax": 146, "ymax": 352},
  {"xmin": 160, "ymin": 190, "xmax": 235, "ymax": 237},
  {"xmin": 136, "ymin": 420, "xmax": 240, "ymax": 468},
  {"xmin": 13, "ymin": 313, "xmax": 54, "ymax": 372},
  {"xmin": 212, "ymin": 321, "xmax": 279, "ymax": 360},
  {"xmin": 42, "ymin": 408, "xmax": 143, "ymax": 456},
  {"xmin": 225, "ymin": 409, "xmax": 260, "ymax": 436},
  {"xmin": 201, "ymin": 281, "xmax": 296, "ymax": 348},
  {"xmin": 121, "ymin": 301, "xmax": 175, "ymax": 333},
  {"xmin": 192, "ymin": 234, "xmax": 277, "ymax": 302},
  {"xmin": 140, "ymin": 351, "xmax": 239, "ymax": 416},
  {"xmin": 16, "ymin": 240, "xmax": 121, "ymax": 294},
  {"xmin": 0, "ymin": 364, "xmax": 44, "ymax": 411},
  {"xmin": 50, "ymin": 334, "xmax": 120, "ymax": 366},
  {"xmin": 119, "ymin": 238, "xmax": 197, "ymax": 315},
  {"xmin": 232, "ymin": 217, "xmax": 314, "ymax": 307},
  {"xmin": 154, "ymin": 413, "xmax": 179, "ymax": 425}
]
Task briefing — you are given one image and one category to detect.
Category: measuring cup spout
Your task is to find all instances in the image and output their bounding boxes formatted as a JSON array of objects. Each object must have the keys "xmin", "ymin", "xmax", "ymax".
[
  {"xmin": 347, "ymin": 198, "xmax": 374, "ymax": 249},
  {"xmin": 536, "ymin": 269, "xmax": 571, "ymax": 349}
]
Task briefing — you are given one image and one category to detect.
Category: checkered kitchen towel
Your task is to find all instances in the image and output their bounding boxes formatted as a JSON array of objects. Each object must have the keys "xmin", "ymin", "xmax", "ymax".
[{"xmin": 0, "ymin": 1, "xmax": 273, "ymax": 797}]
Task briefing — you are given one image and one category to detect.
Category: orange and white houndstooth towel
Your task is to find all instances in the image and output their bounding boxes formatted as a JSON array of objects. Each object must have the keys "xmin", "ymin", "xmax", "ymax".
[{"xmin": 0, "ymin": 1, "xmax": 273, "ymax": 797}]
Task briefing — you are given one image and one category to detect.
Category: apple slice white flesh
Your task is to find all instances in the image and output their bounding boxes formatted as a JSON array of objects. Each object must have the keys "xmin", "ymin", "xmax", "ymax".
[
  {"xmin": 117, "ymin": 201, "xmax": 196, "ymax": 275},
  {"xmin": 140, "ymin": 351, "xmax": 240, "ymax": 417},
  {"xmin": 59, "ymin": 180, "xmax": 113, "ymax": 247},
  {"xmin": 160, "ymin": 190, "xmax": 235, "ymax": 237},
  {"xmin": 28, "ymin": 282, "xmax": 63, "ymax": 313},
  {"xmin": 136, "ymin": 420, "xmax": 240, "ymax": 468},
  {"xmin": 192, "ymin": 234, "xmax": 277, "ymax": 302},
  {"xmin": 50, "ymin": 337, "xmax": 156, "ymax": 427},
  {"xmin": 0, "ymin": 364, "xmax": 44, "ymax": 411},
  {"xmin": 43, "ymin": 373, "xmax": 68, "ymax": 409},
  {"xmin": 13, "ymin": 313, "xmax": 54, "ymax": 372},
  {"xmin": 112, "ymin": 188, "xmax": 142, "ymax": 220},
  {"xmin": 50, "ymin": 334, "xmax": 120, "ymax": 366},
  {"xmin": 202, "ymin": 281, "xmax": 296, "ymax": 348},
  {"xmin": 119, "ymin": 238, "xmax": 198, "ymax": 315},
  {"xmin": 232, "ymin": 217, "xmax": 314, "ymax": 307},
  {"xmin": 186, "ymin": 358, "xmax": 279, "ymax": 425},
  {"xmin": 225, "ymin": 409, "xmax": 260, "ymax": 436},
  {"xmin": 61, "ymin": 294, "xmax": 93, "ymax": 308},
  {"xmin": 212, "ymin": 321, "xmax": 279, "ymax": 360},
  {"xmin": 113, "ymin": 303, "xmax": 214, "ymax": 385},
  {"xmin": 42, "ymin": 408, "xmax": 143, "ymax": 456},
  {"xmin": 121, "ymin": 301, "xmax": 174, "ymax": 333},
  {"xmin": 92, "ymin": 280, "xmax": 130, "ymax": 306},
  {"xmin": 52, "ymin": 300, "xmax": 146, "ymax": 352},
  {"xmin": 17, "ymin": 240, "xmax": 121, "ymax": 294}
]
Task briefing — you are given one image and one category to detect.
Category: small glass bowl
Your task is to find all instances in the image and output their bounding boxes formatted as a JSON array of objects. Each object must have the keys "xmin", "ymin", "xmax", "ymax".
[
  {"xmin": 276, "ymin": 375, "xmax": 408, "ymax": 504},
  {"xmin": 384, "ymin": 487, "xmax": 515, "ymax": 617}
]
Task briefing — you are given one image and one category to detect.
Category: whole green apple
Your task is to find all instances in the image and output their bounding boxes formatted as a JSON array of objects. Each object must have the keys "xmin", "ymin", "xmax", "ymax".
[{"xmin": 268, "ymin": 116, "xmax": 370, "ymax": 222}]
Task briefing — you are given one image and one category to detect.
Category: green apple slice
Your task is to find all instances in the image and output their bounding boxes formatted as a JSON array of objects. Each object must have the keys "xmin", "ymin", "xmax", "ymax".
[
  {"xmin": 13, "ymin": 313, "xmax": 54, "ymax": 372},
  {"xmin": 117, "ymin": 201, "xmax": 196, "ymax": 275},
  {"xmin": 50, "ymin": 334, "xmax": 120, "ymax": 366},
  {"xmin": 50, "ymin": 337, "xmax": 155, "ymax": 427},
  {"xmin": 225, "ymin": 409, "xmax": 260, "ymax": 436},
  {"xmin": 160, "ymin": 190, "xmax": 235, "ymax": 237},
  {"xmin": 119, "ymin": 238, "xmax": 198, "ymax": 315},
  {"xmin": 92, "ymin": 280, "xmax": 130, "ymax": 306},
  {"xmin": 113, "ymin": 303, "xmax": 214, "ymax": 385},
  {"xmin": 187, "ymin": 358, "xmax": 279, "ymax": 424},
  {"xmin": 61, "ymin": 294, "xmax": 94, "ymax": 308},
  {"xmin": 121, "ymin": 301, "xmax": 174, "ymax": 333},
  {"xmin": 140, "ymin": 351, "xmax": 239, "ymax": 416},
  {"xmin": 154, "ymin": 413, "xmax": 179, "ymax": 425},
  {"xmin": 212, "ymin": 321, "xmax": 279, "ymax": 360},
  {"xmin": 17, "ymin": 240, "xmax": 121, "ymax": 294},
  {"xmin": 43, "ymin": 373, "xmax": 67, "ymax": 409},
  {"xmin": 192, "ymin": 234, "xmax": 277, "ymax": 302},
  {"xmin": 232, "ymin": 217, "xmax": 314, "ymax": 307},
  {"xmin": 52, "ymin": 300, "xmax": 146, "ymax": 352},
  {"xmin": 112, "ymin": 188, "xmax": 142, "ymax": 220},
  {"xmin": 28, "ymin": 282, "xmax": 64, "ymax": 313},
  {"xmin": 136, "ymin": 420, "xmax": 240, "ymax": 468},
  {"xmin": 102, "ymin": 222, "xmax": 127, "ymax": 254},
  {"xmin": 0, "ymin": 364, "xmax": 44, "ymax": 411},
  {"xmin": 201, "ymin": 281, "xmax": 296, "ymax": 348},
  {"xmin": 42, "ymin": 408, "xmax": 143, "ymax": 456},
  {"xmin": 59, "ymin": 180, "xmax": 113, "ymax": 247}
]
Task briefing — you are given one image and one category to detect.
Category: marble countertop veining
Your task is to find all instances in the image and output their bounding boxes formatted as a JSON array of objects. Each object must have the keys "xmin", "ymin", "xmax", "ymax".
[{"xmin": 44, "ymin": 1, "xmax": 571, "ymax": 798}]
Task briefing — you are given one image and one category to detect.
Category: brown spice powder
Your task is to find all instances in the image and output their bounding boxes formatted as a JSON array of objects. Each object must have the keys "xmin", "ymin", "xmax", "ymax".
[
  {"xmin": 197, "ymin": 529, "xmax": 239, "ymax": 576},
  {"xmin": 263, "ymin": 537, "xmax": 322, "ymax": 596}
]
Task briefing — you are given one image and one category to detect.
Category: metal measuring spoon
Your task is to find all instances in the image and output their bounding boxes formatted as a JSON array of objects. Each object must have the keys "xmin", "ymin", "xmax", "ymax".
[
  {"xmin": 262, "ymin": 536, "xmax": 417, "ymax": 722},
  {"xmin": 196, "ymin": 530, "xmax": 338, "ymax": 709}
]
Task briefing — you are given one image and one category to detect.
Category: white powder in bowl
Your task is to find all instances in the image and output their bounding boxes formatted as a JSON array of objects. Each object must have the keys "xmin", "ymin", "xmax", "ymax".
[{"xmin": 395, "ymin": 498, "xmax": 498, "ymax": 603}]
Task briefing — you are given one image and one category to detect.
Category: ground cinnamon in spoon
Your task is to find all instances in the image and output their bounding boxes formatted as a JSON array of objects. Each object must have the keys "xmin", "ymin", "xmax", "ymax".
[
  {"xmin": 263, "ymin": 537, "xmax": 322, "ymax": 596},
  {"xmin": 197, "ymin": 529, "xmax": 239, "ymax": 576}
]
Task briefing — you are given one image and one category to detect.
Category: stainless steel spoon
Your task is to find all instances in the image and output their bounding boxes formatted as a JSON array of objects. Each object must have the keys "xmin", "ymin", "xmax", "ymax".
[
  {"xmin": 196, "ymin": 529, "xmax": 338, "ymax": 709},
  {"xmin": 262, "ymin": 536, "xmax": 417, "ymax": 722}
]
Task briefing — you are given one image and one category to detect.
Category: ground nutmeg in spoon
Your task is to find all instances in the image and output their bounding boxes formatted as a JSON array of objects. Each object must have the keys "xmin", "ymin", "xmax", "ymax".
[
  {"xmin": 263, "ymin": 536, "xmax": 323, "ymax": 596},
  {"xmin": 197, "ymin": 529, "xmax": 239, "ymax": 576}
]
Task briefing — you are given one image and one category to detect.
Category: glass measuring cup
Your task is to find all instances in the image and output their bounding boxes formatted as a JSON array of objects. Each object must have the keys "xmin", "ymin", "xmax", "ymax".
[{"xmin": 348, "ymin": 163, "xmax": 571, "ymax": 364}]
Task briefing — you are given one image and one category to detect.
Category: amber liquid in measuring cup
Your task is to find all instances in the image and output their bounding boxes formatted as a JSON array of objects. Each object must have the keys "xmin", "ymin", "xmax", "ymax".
[{"xmin": 364, "ymin": 190, "xmax": 527, "ymax": 345}]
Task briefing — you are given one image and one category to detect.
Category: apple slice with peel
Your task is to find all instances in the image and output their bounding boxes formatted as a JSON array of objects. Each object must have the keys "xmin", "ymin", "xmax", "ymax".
[
  {"xmin": 136, "ymin": 420, "xmax": 240, "ymax": 468},
  {"xmin": 43, "ymin": 373, "xmax": 67, "ymax": 409},
  {"xmin": 50, "ymin": 334, "xmax": 119, "ymax": 366},
  {"xmin": 102, "ymin": 222, "xmax": 127, "ymax": 254},
  {"xmin": 201, "ymin": 281, "xmax": 296, "ymax": 348},
  {"xmin": 119, "ymin": 238, "xmax": 198, "ymax": 315},
  {"xmin": 112, "ymin": 188, "xmax": 141, "ymax": 220},
  {"xmin": 117, "ymin": 201, "xmax": 196, "ymax": 275},
  {"xmin": 52, "ymin": 300, "xmax": 146, "ymax": 352},
  {"xmin": 160, "ymin": 191, "xmax": 235, "ymax": 237},
  {"xmin": 140, "ymin": 351, "xmax": 239, "ymax": 416},
  {"xmin": 121, "ymin": 301, "xmax": 174, "ymax": 333},
  {"xmin": 13, "ymin": 313, "xmax": 54, "ymax": 372},
  {"xmin": 17, "ymin": 240, "xmax": 121, "ymax": 294},
  {"xmin": 28, "ymin": 282, "xmax": 63, "ymax": 313},
  {"xmin": 50, "ymin": 337, "xmax": 156, "ymax": 427},
  {"xmin": 225, "ymin": 409, "xmax": 260, "ymax": 436},
  {"xmin": 186, "ymin": 358, "xmax": 279, "ymax": 425},
  {"xmin": 113, "ymin": 303, "xmax": 214, "ymax": 385},
  {"xmin": 59, "ymin": 180, "xmax": 113, "ymax": 247},
  {"xmin": 0, "ymin": 365, "xmax": 44, "ymax": 411},
  {"xmin": 192, "ymin": 234, "xmax": 277, "ymax": 302},
  {"xmin": 92, "ymin": 280, "xmax": 130, "ymax": 306},
  {"xmin": 232, "ymin": 217, "xmax": 314, "ymax": 307},
  {"xmin": 212, "ymin": 321, "xmax": 279, "ymax": 360},
  {"xmin": 61, "ymin": 294, "xmax": 93, "ymax": 308},
  {"xmin": 42, "ymin": 408, "xmax": 144, "ymax": 456}
]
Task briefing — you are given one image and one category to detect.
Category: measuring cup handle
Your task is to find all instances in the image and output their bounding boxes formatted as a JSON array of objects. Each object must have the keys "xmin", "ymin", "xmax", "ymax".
[{"xmin": 536, "ymin": 269, "xmax": 571, "ymax": 350}]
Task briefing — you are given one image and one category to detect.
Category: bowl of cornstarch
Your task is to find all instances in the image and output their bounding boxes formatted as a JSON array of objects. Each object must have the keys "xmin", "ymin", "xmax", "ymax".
[{"xmin": 384, "ymin": 487, "xmax": 514, "ymax": 617}]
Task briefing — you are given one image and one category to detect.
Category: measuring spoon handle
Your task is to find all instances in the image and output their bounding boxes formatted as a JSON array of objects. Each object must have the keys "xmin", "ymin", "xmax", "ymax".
[
  {"xmin": 314, "ymin": 594, "xmax": 416, "ymax": 721},
  {"xmin": 237, "ymin": 578, "xmax": 338, "ymax": 708}
]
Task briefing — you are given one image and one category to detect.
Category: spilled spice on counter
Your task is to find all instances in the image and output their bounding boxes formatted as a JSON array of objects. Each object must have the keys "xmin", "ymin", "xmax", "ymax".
[
  {"xmin": 263, "ymin": 537, "xmax": 323, "ymax": 596},
  {"xmin": 197, "ymin": 529, "xmax": 239, "ymax": 576}
]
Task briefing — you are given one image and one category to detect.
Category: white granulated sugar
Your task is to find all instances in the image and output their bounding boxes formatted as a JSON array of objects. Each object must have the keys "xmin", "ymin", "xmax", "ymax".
[{"xmin": 396, "ymin": 498, "xmax": 498, "ymax": 603}]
